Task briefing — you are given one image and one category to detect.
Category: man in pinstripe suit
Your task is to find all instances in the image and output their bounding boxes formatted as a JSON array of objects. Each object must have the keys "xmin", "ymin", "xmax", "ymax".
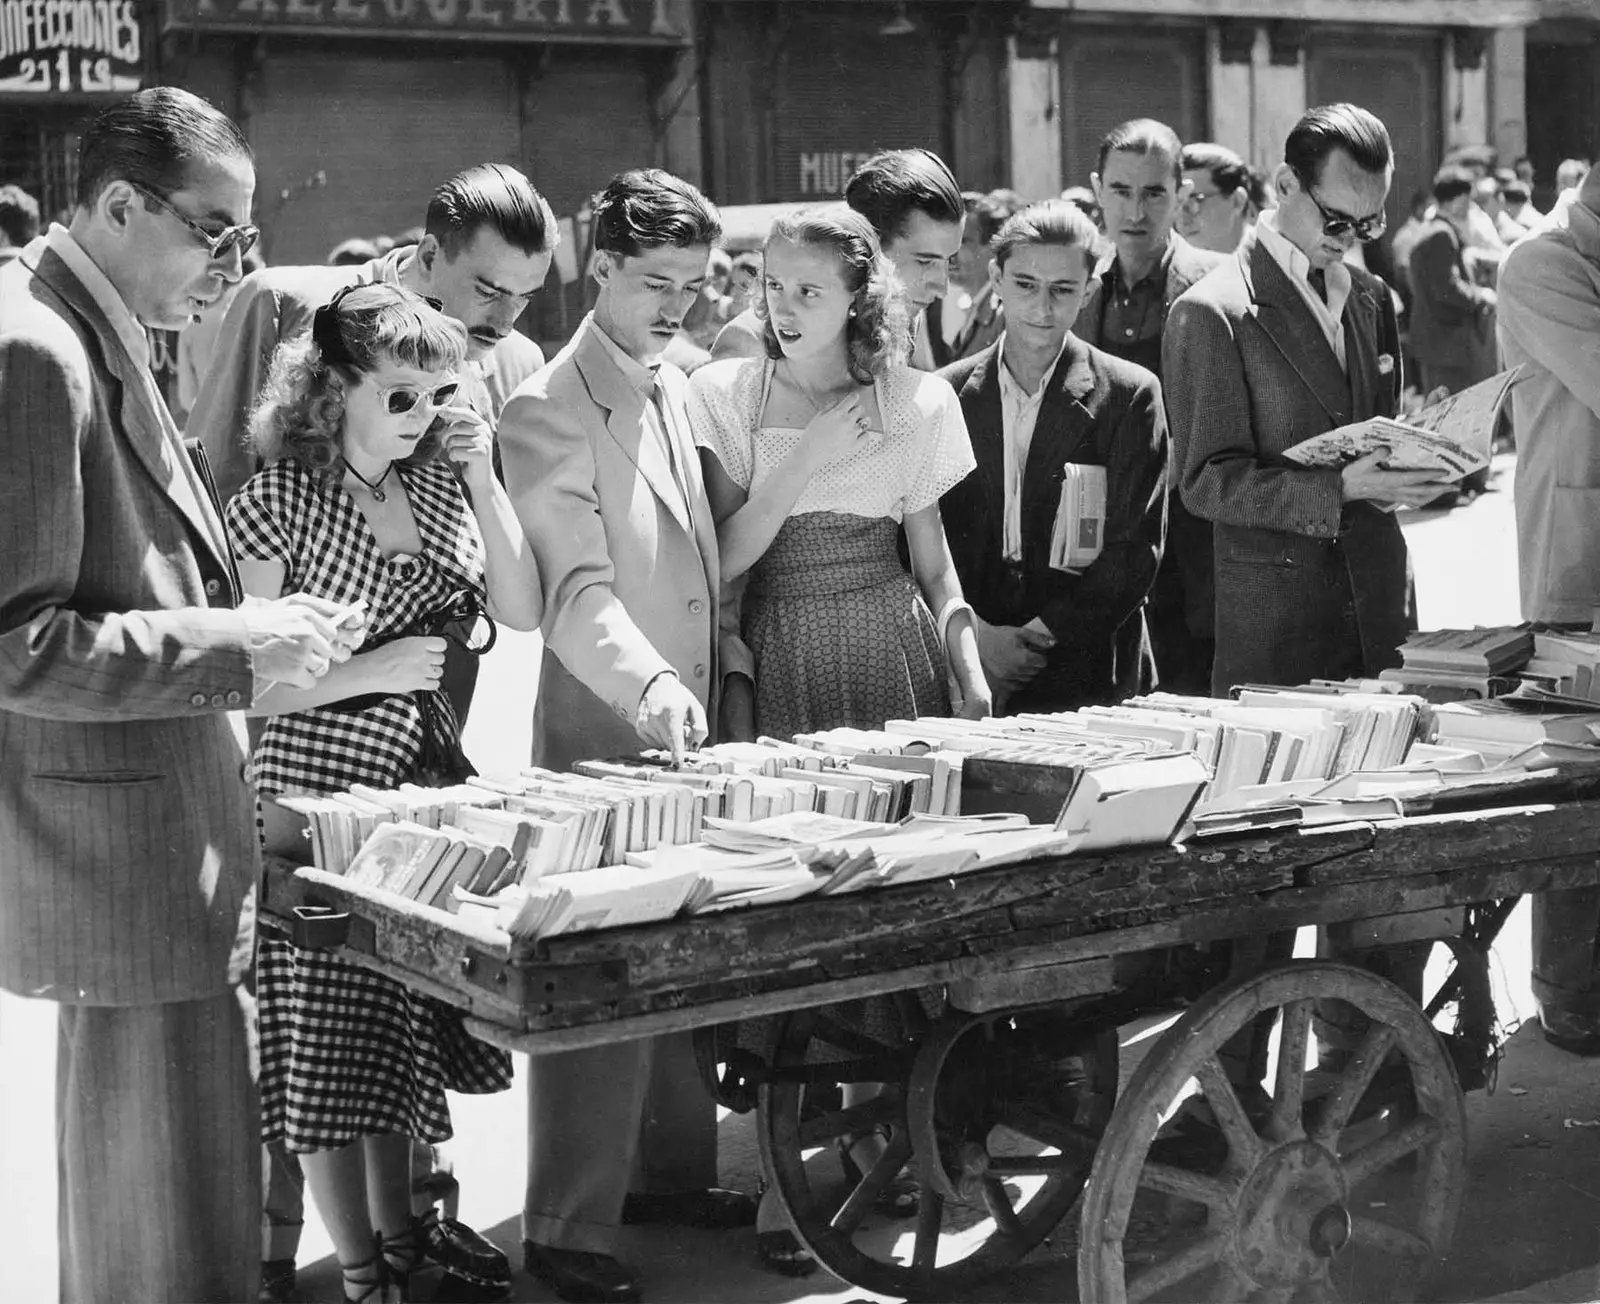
[
  {"xmin": 0, "ymin": 89, "xmax": 352, "ymax": 1302},
  {"xmin": 1164, "ymin": 104, "xmax": 1448, "ymax": 694}
]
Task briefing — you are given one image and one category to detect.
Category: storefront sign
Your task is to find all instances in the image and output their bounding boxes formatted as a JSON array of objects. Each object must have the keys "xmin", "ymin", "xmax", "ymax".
[
  {"xmin": 164, "ymin": 0, "xmax": 688, "ymax": 44},
  {"xmin": 0, "ymin": 0, "xmax": 142, "ymax": 94},
  {"xmin": 796, "ymin": 151, "xmax": 877, "ymax": 197}
]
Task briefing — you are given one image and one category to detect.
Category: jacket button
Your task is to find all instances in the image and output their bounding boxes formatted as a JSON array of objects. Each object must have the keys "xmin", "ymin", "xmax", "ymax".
[
  {"xmin": 226, "ymin": 690, "xmax": 243, "ymax": 706},
  {"xmin": 617, "ymin": 704, "xmax": 629, "ymax": 719},
  {"xmin": 693, "ymin": 663, "xmax": 707, "ymax": 678},
  {"xmin": 204, "ymin": 578, "xmax": 222, "ymax": 597},
  {"xmin": 210, "ymin": 693, "xmax": 226, "ymax": 708},
  {"xmin": 190, "ymin": 692, "xmax": 208, "ymax": 707},
  {"xmin": 688, "ymin": 599, "xmax": 705, "ymax": 615}
]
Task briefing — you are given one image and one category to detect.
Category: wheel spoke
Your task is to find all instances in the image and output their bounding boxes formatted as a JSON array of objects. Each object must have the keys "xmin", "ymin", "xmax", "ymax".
[
  {"xmin": 986, "ymin": 1153, "xmax": 1081, "ymax": 1175},
  {"xmin": 1348, "ymin": 1214, "xmax": 1435, "ymax": 1263},
  {"xmin": 830, "ymin": 1129, "xmax": 913, "ymax": 1239},
  {"xmin": 996, "ymin": 1101, "xmax": 1103, "ymax": 1158},
  {"xmin": 1343, "ymin": 1115, "xmax": 1441, "ymax": 1188},
  {"xmin": 1126, "ymin": 1232, "xmax": 1228, "ymax": 1304},
  {"xmin": 1311, "ymin": 1024, "xmax": 1399, "ymax": 1144},
  {"xmin": 982, "ymin": 1176, "xmax": 1026, "ymax": 1238},
  {"xmin": 1266, "ymin": 999, "xmax": 1313, "ymax": 1142},
  {"xmin": 1138, "ymin": 1159, "xmax": 1240, "ymax": 1213},
  {"xmin": 797, "ymin": 1096, "xmax": 900, "ymax": 1150},
  {"xmin": 913, "ymin": 1187, "xmax": 945, "ymax": 1273},
  {"xmin": 1195, "ymin": 1054, "xmax": 1264, "ymax": 1168}
]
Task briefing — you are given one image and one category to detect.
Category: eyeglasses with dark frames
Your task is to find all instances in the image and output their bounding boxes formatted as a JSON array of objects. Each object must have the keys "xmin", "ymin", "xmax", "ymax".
[{"xmin": 134, "ymin": 185, "xmax": 261, "ymax": 261}]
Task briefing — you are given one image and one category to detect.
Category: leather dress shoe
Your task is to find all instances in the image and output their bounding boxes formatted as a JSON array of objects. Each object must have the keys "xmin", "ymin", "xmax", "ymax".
[
  {"xmin": 522, "ymin": 1242, "xmax": 642, "ymax": 1304},
  {"xmin": 619, "ymin": 1187, "xmax": 757, "ymax": 1229}
]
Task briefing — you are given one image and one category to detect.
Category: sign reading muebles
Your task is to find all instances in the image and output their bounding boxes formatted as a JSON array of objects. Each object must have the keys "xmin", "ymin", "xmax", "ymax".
[
  {"xmin": 0, "ymin": 0, "xmax": 142, "ymax": 94},
  {"xmin": 164, "ymin": 0, "xmax": 687, "ymax": 42}
]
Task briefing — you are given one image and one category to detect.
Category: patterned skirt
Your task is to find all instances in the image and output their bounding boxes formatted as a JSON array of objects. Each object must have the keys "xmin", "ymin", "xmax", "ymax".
[
  {"xmin": 746, "ymin": 512, "xmax": 950, "ymax": 739},
  {"xmin": 259, "ymin": 937, "xmax": 511, "ymax": 1152}
]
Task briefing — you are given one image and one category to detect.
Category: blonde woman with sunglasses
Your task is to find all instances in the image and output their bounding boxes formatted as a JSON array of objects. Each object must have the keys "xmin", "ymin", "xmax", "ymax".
[{"xmin": 226, "ymin": 283, "xmax": 541, "ymax": 1303}]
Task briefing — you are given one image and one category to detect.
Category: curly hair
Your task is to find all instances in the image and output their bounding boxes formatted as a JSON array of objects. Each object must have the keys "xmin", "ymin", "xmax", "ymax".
[
  {"xmin": 755, "ymin": 206, "xmax": 911, "ymax": 384},
  {"xmin": 248, "ymin": 283, "xmax": 469, "ymax": 483}
]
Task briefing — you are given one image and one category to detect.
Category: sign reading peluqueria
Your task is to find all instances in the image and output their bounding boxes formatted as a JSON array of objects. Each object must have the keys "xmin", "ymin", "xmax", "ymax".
[
  {"xmin": 0, "ymin": 0, "xmax": 142, "ymax": 94},
  {"xmin": 163, "ymin": 0, "xmax": 688, "ymax": 43}
]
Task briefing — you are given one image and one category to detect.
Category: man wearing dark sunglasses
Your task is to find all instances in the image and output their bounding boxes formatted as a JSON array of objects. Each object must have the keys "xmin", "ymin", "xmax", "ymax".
[{"xmin": 1165, "ymin": 101, "xmax": 1448, "ymax": 695}]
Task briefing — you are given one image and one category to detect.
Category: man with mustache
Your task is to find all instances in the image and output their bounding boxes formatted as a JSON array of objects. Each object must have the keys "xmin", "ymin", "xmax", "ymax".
[
  {"xmin": 499, "ymin": 167, "xmax": 754, "ymax": 1304},
  {"xmin": 184, "ymin": 160, "xmax": 555, "ymax": 1303}
]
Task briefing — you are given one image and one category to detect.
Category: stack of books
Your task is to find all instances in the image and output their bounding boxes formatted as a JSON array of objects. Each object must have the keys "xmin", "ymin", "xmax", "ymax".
[
  {"xmin": 1379, "ymin": 626, "xmax": 1534, "ymax": 700},
  {"xmin": 1518, "ymin": 630, "xmax": 1600, "ymax": 701}
]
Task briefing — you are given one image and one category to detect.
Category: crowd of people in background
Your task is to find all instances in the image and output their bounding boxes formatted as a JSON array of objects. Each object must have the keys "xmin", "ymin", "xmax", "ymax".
[{"xmin": 2, "ymin": 80, "xmax": 1599, "ymax": 1304}]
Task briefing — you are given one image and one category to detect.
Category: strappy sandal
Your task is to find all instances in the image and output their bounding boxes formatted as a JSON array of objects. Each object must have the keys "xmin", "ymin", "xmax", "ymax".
[
  {"xmin": 340, "ymin": 1244, "xmax": 398, "ymax": 1304},
  {"xmin": 837, "ymin": 1125, "xmax": 919, "ymax": 1219},
  {"xmin": 377, "ymin": 1227, "xmax": 417, "ymax": 1303}
]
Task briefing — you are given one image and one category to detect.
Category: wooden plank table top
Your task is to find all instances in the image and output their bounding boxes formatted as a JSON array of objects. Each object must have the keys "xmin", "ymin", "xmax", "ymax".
[{"xmin": 258, "ymin": 764, "xmax": 1600, "ymax": 1055}]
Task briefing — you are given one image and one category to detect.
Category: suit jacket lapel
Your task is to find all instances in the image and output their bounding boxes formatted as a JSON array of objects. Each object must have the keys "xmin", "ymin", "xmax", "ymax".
[
  {"xmin": 1023, "ymin": 338, "xmax": 1096, "ymax": 513},
  {"xmin": 960, "ymin": 349, "xmax": 1006, "ymax": 514},
  {"xmin": 31, "ymin": 249, "xmax": 234, "ymax": 572},
  {"xmin": 573, "ymin": 322, "xmax": 692, "ymax": 534},
  {"xmin": 1244, "ymin": 238, "xmax": 1351, "ymax": 425}
]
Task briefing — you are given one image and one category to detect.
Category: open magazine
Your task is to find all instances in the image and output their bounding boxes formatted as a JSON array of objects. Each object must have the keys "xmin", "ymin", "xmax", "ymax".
[{"xmin": 1282, "ymin": 368, "xmax": 1520, "ymax": 482}]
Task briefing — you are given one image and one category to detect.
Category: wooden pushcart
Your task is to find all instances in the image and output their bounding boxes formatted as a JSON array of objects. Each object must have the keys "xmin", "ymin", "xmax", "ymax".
[{"xmin": 260, "ymin": 765, "xmax": 1600, "ymax": 1303}]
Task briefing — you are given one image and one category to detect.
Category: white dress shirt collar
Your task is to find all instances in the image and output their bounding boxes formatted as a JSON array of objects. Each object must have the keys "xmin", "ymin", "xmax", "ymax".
[
  {"xmin": 45, "ymin": 223, "xmax": 150, "ymax": 370},
  {"xmin": 995, "ymin": 331, "xmax": 1069, "ymax": 563},
  {"xmin": 1255, "ymin": 209, "xmax": 1351, "ymax": 369}
]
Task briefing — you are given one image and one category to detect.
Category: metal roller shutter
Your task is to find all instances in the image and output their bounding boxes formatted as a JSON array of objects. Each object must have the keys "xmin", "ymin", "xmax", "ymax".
[
  {"xmin": 766, "ymin": 4, "xmax": 943, "ymax": 202},
  {"xmin": 1059, "ymin": 24, "xmax": 1207, "ymax": 191},
  {"xmin": 247, "ymin": 42, "xmax": 520, "ymax": 266}
]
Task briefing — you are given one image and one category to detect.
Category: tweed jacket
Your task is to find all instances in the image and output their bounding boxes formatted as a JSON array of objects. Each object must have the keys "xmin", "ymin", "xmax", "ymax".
[
  {"xmin": 940, "ymin": 335, "xmax": 1167, "ymax": 711},
  {"xmin": 1407, "ymin": 218, "xmax": 1494, "ymax": 366},
  {"xmin": 0, "ymin": 242, "xmax": 258, "ymax": 1005},
  {"xmin": 185, "ymin": 251, "xmax": 544, "ymax": 504},
  {"xmin": 1073, "ymin": 233, "xmax": 1224, "ymax": 352},
  {"xmin": 1163, "ymin": 227, "xmax": 1409, "ymax": 691},
  {"xmin": 499, "ymin": 315, "xmax": 742, "ymax": 772},
  {"xmin": 927, "ymin": 283, "xmax": 1005, "ymax": 369},
  {"xmin": 1499, "ymin": 194, "xmax": 1600, "ymax": 624}
]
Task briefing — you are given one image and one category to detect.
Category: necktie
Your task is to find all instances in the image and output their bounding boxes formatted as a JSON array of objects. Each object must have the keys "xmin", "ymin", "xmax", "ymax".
[
  {"xmin": 647, "ymin": 376, "xmax": 691, "ymax": 511},
  {"xmin": 1308, "ymin": 267, "xmax": 1329, "ymax": 305}
]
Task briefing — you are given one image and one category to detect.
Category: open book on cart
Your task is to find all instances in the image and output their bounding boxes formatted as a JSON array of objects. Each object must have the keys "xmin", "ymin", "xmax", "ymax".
[{"xmin": 1281, "ymin": 367, "xmax": 1519, "ymax": 482}]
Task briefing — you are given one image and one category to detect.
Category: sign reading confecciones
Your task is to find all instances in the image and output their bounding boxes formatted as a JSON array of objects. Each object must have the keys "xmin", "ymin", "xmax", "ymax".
[
  {"xmin": 163, "ymin": 0, "xmax": 688, "ymax": 44},
  {"xmin": 0, "ymin": 0, "xmax": 143, "ymax": 94}
]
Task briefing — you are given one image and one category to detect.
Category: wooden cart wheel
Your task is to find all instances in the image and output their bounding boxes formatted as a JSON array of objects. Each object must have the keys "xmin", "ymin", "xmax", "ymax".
[
  {"xmin": 1078, "ymin": 960, "xmax": 1467, "ymax": 1304},
  {"xmin": 759, "ymin": 1001, "xmax": 1117, "ymax": 1300}
]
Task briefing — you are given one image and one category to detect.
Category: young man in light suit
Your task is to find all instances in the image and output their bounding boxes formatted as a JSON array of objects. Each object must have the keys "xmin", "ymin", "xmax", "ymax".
[
  {"xmin": 498, "ymin": 169, "xmax": 754, "ymax": 1304},
  {"xmin": 940, "ymin": 200, "xmax": 1168, "ymax": 714},
  {"xmin": 0, "ymin": 87, "xmax": 352, "ymax": 1303}
]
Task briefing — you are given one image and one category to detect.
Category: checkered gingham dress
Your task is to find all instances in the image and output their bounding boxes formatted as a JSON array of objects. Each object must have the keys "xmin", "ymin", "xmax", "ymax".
[{"xmin": 227, "ymin": 457, "xmax": 511, "ymax": 1153}]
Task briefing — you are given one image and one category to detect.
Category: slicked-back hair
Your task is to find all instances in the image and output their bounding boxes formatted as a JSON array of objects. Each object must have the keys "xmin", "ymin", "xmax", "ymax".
[
  {"xmin": 1097, "ymin": 119, "xmax": 1184, "ymax": 184},
  {"xmin": 843, "ymin": 148, "xmax": 963, "ymax": 245},
  {"xmin": 1181, "ymin": 143, "xmax": 1250, "ymax": 197},
  {"xmin": 0, "ymin": 184, "xmax": 40, "ymax": 245},
  {"xmin": 1285, "ymin": 103, "xmax": 1392, "ymax": 188},
  {"xmin": 1432, "ymin": 166, "xmax": 1476, "ymax": 205},
  {"xmin": 76, "ymin": 87, "xmax": 251, "ymax": 210},
  {"xmin": 591, "ymin": 168, "xmax": 721, "ymax": 258},
  {"xmin": 427, "ymin": 162, "xmax": 558, "ymax": 259},
  {"xmin": 992, "ymin": 200, "xmax": 1100, "ymax": 272}
]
